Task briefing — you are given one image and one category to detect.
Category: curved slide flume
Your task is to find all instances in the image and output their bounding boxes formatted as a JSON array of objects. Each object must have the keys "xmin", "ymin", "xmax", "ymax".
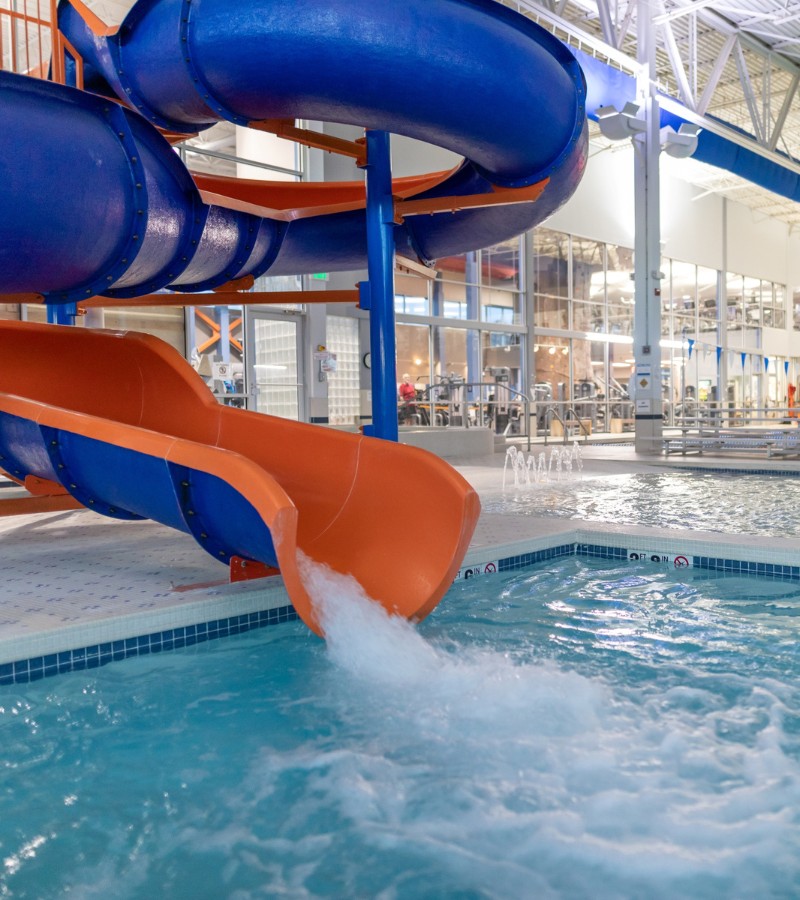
[
  {"xmin": 0, "ymin": 321, "xmax": 480, "ymax": 635},
  {"xmin": 0, "ymin": 0, "xmax": 587, "ymax": 303}
]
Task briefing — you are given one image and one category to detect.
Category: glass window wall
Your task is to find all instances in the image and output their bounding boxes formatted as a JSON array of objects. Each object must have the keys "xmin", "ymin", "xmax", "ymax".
[
  {"xmin": 533, "ymin": 228, "xmax": 569, "ymax": 329},
  {"xmin": 605, "ymin": 243, "xmax": 635, "ymax": 336}
]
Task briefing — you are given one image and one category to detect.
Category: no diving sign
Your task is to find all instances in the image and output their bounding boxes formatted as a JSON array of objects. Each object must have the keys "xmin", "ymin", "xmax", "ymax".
[
  {"xmin": 456, "ymin": 560, "xmax": 499, "ymax": 581},
  {"xmin": 628, "ymin": 551, "xmax": 692, "ymax": 568}
]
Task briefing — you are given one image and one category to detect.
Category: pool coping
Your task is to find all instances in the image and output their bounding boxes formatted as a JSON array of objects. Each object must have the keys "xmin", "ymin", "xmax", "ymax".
[{"xmin": 3, "ymin": 518, "xmax": 799, "ymax": 685}]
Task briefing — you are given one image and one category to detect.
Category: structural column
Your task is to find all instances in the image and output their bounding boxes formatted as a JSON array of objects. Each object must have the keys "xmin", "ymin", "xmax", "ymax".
[
  {"xmin": 361, "ymin": 130, "xmax": 399, "ymax": 441},
  {"xmin": 47, "ymin": 302, "xmax": 77, "ymax": 326},
  {"xmin": 524, "ymin": 230, "xmax": 538, "ymax": 437},
  {"xmin": 632, "ymin": 0, "xmax": 664, "ymax": 453}
]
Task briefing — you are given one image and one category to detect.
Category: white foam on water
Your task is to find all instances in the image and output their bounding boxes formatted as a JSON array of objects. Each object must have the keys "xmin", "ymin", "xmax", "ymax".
[
  {"xmin": 294, "ymin": 552, "xmax": 800, "ymax": 898},
  {"xmin": 9, "ymin": 558, "xmax": 798, "ymax": 899}
]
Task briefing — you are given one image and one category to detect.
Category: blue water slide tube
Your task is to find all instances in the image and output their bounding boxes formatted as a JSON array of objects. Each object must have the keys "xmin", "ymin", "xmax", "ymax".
[
  {"xmin": 574, "ymin": 48, "xmax": 800, "ymax": 204},
  {"xmin": 0, "ymin": 0, "xmax": 588, "ymax": 304}
]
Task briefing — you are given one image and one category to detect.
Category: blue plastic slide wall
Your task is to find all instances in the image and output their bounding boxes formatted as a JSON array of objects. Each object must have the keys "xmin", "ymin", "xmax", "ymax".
[{"xmin": 0, "ymin": 0, "xmax": 588, "ymax": 304}]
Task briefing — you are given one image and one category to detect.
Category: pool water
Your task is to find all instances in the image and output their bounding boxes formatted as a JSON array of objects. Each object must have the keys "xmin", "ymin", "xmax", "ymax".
[
  {"xmin": 2, "ymin": 557, "xmax": 800, "ymax": 898},
  {"xmin": 487, "ymin": 471, "xmax": 800, "ymax": 537}
]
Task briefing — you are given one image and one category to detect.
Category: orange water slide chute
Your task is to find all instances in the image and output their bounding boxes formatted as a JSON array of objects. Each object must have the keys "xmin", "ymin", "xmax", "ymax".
[{"xmin": 0, "ymin": 321, "xmax": 480, "ymax": 633}]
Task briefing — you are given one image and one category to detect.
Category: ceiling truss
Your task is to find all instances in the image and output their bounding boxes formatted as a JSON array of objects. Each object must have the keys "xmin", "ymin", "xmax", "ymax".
[{"xmin": 500, "ymin": 0, "xmax": 800, "ymax": 225}]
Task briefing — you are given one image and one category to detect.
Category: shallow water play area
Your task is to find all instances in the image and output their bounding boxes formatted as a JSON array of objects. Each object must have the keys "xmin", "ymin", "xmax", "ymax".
[{"xmin": 2, "ymin": 444, "xmax": 800, "ymax": 898}]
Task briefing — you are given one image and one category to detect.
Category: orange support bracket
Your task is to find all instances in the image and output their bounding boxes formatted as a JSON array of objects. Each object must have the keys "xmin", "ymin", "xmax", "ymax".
[
  {"xmin": 249, "ymin": 118, "xmax": 368, "ymax": 166},
  {"xmin": 230, "ymin": 556, "xmax": 280, "ymax": 583},
  {"xmin": 24, "ymin": 475, "xmax": 70, "ymax": 496},
  {"xmin": 0, "ymin": 474, "xmax": 83, "ymax": 517},
  {"xmin": 393, "ymin": 177, "xmax": 550, "ymax": 223}
]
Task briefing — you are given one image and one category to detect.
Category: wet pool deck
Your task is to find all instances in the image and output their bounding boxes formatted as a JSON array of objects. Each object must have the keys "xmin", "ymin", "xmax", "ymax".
[{"xmin": 2, "ymin": 444, "xmax": 800, "ymax": 672}]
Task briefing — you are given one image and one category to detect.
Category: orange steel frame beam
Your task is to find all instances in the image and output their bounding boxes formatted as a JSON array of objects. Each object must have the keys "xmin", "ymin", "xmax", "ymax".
[
  {"xmin": 194, "ymin": 308, "xmax": 243, "ymax": 355},
  {"xmin": 0, "ymin": 289, "xmax": 360, "ymax": 308},
  {"xmin": 0, "ymin": 495, "xmax": 83, "ymax": 516},
  {"xmin": 78, "ymin": 290, "xmax": 360, "ymax": 309},
  {"xmin": 394, "ymin": 178, "xmax": 549, "ymax": 221},
  {"xmin": 250, "ymin": 118, "xmax": 368, "ymax": 167},
  {"xmin": 0, "ymin": 473, "xmax": 83, "ymax": 517}
]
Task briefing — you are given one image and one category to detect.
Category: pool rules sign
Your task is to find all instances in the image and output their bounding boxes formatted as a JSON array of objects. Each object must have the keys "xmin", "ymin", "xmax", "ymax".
[{"xmin": 635, "ymin": 364, "xmax": 652, "ymax": 414}]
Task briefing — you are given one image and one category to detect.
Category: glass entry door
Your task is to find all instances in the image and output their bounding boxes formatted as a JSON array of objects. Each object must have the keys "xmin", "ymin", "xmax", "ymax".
[{"xmin": 245, "ymin": 311, "xmax": 304, "ymax": 420}]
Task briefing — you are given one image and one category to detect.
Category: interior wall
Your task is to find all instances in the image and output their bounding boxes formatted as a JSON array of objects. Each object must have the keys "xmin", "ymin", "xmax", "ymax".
[{"xmin": 546, "ymin": 140, "xmax": 800, "ymax": 292}]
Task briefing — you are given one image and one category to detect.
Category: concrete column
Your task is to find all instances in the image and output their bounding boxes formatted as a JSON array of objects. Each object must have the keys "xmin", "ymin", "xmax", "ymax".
[{"xmin": 718, "ymin": 202, "xmax": 728, "ymax": 410}]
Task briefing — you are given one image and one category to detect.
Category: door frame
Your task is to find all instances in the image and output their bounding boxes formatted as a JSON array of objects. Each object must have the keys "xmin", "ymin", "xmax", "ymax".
[{"xmin": 243, "ymin": 307, "xmax": 306, "ymax": 420}]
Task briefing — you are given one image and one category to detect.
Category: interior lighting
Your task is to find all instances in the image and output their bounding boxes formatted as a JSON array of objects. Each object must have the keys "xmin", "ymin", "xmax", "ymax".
[
  {"xmin": 660, "ymin": 123, "xmax": 700, "ymax": 159},
  {"xmin": 561, "ymin": 346, "xmax": 569, "ymax": 355},
  {"xmin": 548, "ymin": 346, "xmax": 556, "ymax": 355},
  {"xmin": 596, "ymin": 103, "xmax": 646, "ymax": 141}
]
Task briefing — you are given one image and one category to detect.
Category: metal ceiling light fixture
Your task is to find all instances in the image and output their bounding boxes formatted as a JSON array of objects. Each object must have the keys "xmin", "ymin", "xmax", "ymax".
[
  {"xmin": 660, "ymin": 123, "xmax": 701, "ymax": 159},
  {"xmin": 596, "ymin": 102, "xmax": 646, "ymax": 140}
]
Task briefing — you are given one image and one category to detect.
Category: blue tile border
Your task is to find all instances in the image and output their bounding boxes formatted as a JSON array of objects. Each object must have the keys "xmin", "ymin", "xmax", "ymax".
[
  {"xmin": 475, "ymin": 541, "xmax": 800, "ymax": 584},
  {"xmin": 575, "ymin": 543, "xmax": 628, "ymax": 561},
  {"xmin": 692, "ymin": 556, "xmax": 800, "ymax": 579},
  {"xmin": 497, "ymin": 542, "xmax": 575, "ymax": 572},
  {"xmin": 0, "ymin": 605, "xmax": 299, "ymax": 686},
  {"xmin": 5, "ymin": 538, "xmax": 800, "ymax": 687}
]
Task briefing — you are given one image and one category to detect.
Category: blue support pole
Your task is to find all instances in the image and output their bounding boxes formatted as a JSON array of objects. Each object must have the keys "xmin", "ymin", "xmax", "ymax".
[
  {"xmin": 46, "ymin": 302, "xmax": 78, "ymax": 326},
  {"xmin": 360, "ymin": 130, "xmax": 398, "ymax": 441}
]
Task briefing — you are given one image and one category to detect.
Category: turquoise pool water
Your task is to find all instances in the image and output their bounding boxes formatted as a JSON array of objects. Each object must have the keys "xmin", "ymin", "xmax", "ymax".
[
  {"xmin": 2, "ymin": 556, "xmax": 800, "ymax": 898},
  {"xmin": 488, "ymin": 471, "xmax": 800, "ymax": 536}
]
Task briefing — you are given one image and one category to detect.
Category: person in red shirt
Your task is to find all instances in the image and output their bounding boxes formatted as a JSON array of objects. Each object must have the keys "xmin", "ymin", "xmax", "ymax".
[{"xmin": 399, "ymin": 373, "xmax": 417, "ymax": 423}]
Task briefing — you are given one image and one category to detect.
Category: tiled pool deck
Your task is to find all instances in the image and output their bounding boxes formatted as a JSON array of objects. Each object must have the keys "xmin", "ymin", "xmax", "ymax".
[{"xmin": 2, "ymin": 444, "xmax": 800, "ymax": 683}]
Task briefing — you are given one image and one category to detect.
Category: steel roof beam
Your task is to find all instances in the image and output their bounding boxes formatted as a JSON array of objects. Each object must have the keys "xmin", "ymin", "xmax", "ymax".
[
  {"xmin": 768, "ymin": 70, "xmax": 800, "ymax": 150},
  {"xmin": 595, "ymin": 0, "xmax": 619, "ymax": 48},
  {"xmin": 734, "ymin": 40, "xmax": 766, "ymax": 144},
  {"xmin": 656, "ymin": 0, "xmax": 696, "ymax": 107},
  {"xmin": 696, "ymin": 32, "xmax": 738, "ymax": 115}
]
